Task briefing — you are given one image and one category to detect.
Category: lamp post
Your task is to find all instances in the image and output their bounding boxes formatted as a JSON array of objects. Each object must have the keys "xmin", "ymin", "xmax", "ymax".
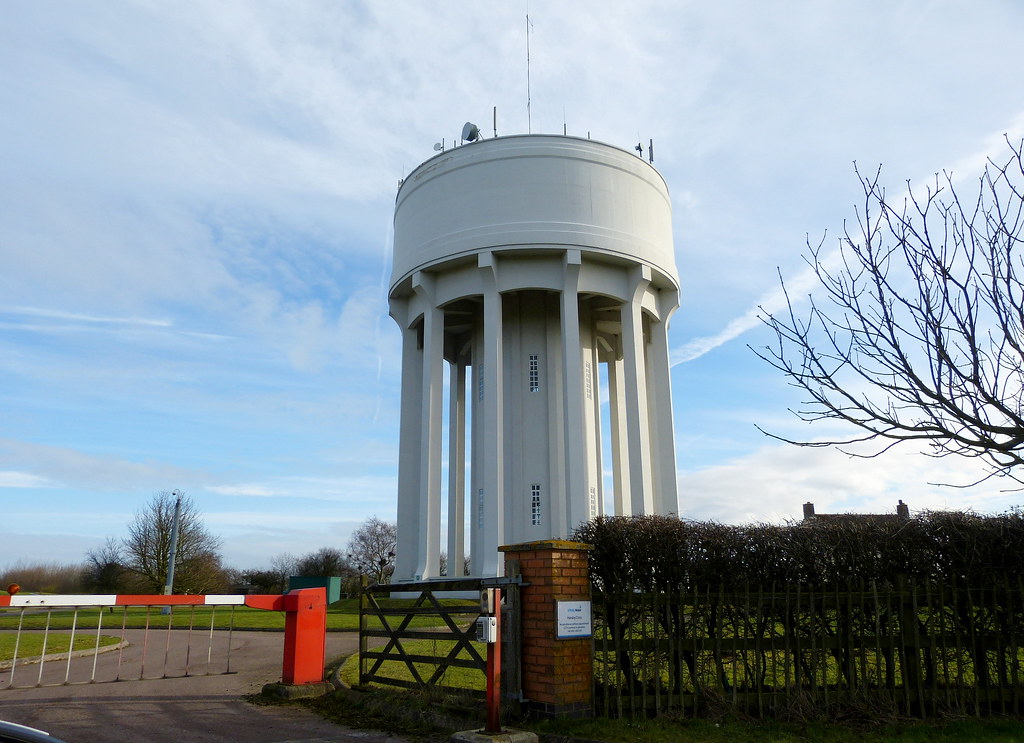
[{"xmin": 163, "ymin": 490, "xmax": 183, "ymax": 598}]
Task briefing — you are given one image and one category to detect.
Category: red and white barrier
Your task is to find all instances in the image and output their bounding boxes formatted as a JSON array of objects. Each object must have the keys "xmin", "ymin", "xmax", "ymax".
[
  {"xmin": 0, "ymin": 588, "xmax": 328, "ymax": 686},
  {"xmin": 0, "ymin": 594, "xmax": 247, "ymax": 607}
]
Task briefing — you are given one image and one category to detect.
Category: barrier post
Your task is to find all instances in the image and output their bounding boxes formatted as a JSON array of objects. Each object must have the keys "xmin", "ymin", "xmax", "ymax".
[
  {"xmin": 484, "ymin": 588, "xmax": 502, "ymax": 734},
  {"xmin": 282, "ymin": 587, "xmax": 327, "ymax": 685},
  {"xmin": 247, "ymin": 587, "xmax": 327, "ymax": 686}
]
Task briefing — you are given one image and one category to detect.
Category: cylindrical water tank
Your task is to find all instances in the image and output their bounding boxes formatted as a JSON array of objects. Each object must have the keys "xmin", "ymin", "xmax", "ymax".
[{"xmin": 392, "ymin": 134, "xmax": 678, "ymax": 293}]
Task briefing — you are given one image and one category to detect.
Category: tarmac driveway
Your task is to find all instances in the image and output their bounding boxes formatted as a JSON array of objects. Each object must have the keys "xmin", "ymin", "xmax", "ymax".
[{"xmin": 0, "ymin": 630, "xmax": 411, "ymax": 743}]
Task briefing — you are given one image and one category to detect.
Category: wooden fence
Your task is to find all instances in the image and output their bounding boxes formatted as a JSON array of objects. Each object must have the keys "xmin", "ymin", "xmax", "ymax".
[{"xmin": 593, "ymin": 578, "xmax": 1024, "ymax": 718}]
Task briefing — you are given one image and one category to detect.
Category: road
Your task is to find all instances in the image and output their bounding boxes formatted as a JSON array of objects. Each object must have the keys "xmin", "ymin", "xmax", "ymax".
[{"xmin": 0, "ymin": 629, "xmax": 412, "ymax": 743}]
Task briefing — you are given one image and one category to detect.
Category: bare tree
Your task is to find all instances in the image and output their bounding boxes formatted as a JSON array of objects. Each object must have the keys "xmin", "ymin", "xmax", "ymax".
[
  {"xmin": 268, "ymin": 552, "xmax": 298, "ymax": 591},
  {"xmin": 755, "ymin": 138, "xmax": 1024, "ymax": 484},
  {"xmin": 122, "ymin": 491, "xmax": 226, "ymax": 593},
  {"xmin": 294, "ymin": 547, "xmax": 352, "ymax": 577},
  {"xmin": 83, "ymin": 537, "xmax": 128, "ymax": 593},
  {"xmin": 346, "ymin": 517, "xmax": 397, "ymax": 584},
  {"xmin": 0, "ymin": 560, "xmax": 86, "ymax": 594},
  {"xmin": 437, "ymin": 552, "xmax": 470, "ymax": 577}
]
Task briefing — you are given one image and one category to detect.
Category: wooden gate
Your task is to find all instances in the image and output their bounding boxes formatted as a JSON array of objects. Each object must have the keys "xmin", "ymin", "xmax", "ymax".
[{"xmin": 358, "ymin": 577, "xmax": 519, "ymax": 698}]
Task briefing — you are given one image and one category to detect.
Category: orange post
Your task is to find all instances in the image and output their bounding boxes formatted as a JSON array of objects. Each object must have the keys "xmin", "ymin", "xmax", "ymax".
[
  {"xmin": 485, "ymin": 588, "xmax": 502, "ymax": 734},
  {"xmin": 247, "ymin": 587, "xmax": 327, "ymax": 685}
]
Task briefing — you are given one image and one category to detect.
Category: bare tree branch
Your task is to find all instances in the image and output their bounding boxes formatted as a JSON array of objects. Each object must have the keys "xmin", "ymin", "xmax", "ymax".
[{"xmin": 753, "ymin": 138, "xmax": 1024, "ymax": 486}]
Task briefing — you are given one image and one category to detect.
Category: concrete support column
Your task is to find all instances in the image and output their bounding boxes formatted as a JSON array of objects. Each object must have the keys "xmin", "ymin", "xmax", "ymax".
[
  {"xmin": 414, "ymin": 272, "xmax": 442, "ymax": 580},
  {"xmin": 646, "ymin": 314, "xmax": 679, "ymax": 515},
  {"xmin": 606, "ymin": 350, "xmax": 630, "ymax": 516},
  {"xmin": 560, "ymin": 251, "xmax": 588, "ymax": 534},
  {"xmin": 584, "ymin": 326, "xmax": 603, "ymax": 519},
  {"xmin": 500, "ymin": 540, "xmax": 593, "ymax": 719},
  {"xmin": 621, "ymin": 266, "xmax": 654, "ymax": 515},
  {"xmin": 478, "ymin": 253, "xmax": 504, "ymax": 577},
  {"xmin": 447, "ymin": 359, "xmax": 467, "ymax": 574},
  {"xmin": 393, "ymin": 302, "xmax": 423, "ymax": 582}
]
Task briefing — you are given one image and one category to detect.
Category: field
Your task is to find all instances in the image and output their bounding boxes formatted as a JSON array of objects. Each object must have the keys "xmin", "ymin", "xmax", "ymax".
[
  {"xmin": 0, "ymin": 633, "xmax": 122, "ymax": 664},
  {"xmin": 0, "ymin": 597, "xmax": 454, "ymax": 632}
]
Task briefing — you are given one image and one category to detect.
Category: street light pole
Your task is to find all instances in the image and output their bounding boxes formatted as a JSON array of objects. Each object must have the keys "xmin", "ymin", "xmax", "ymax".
[{"xmin": 163, "ymin": 490, "xmax": 183, "ymax": 597}]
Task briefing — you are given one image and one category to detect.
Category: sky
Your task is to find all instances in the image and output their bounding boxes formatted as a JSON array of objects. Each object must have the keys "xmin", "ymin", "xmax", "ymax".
[{"xmin": 2, "ymin": 1, "xmax": 1024, "ymax": 571}]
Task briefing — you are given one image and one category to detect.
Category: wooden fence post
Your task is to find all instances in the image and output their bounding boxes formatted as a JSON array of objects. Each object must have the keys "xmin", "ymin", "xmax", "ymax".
[
  {"xmin": 359, "ymin": 575, "xmax": 369, "ymax": 687},
  {"xmin": 502, "ymin": 558, "xmax": 523, "ymax": 708},
  {"xmin": 896, "ymin": 575, "xmax": 923, "ymax": 714}
]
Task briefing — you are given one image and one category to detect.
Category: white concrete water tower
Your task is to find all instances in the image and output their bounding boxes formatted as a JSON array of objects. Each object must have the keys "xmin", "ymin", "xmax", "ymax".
[{"xmin": 389, "ymin": 133, "xmax": 680, "ymax": 580}]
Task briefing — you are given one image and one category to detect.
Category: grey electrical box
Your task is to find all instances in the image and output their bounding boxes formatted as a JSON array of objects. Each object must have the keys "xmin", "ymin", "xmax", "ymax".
[
  {"xmin": 480, "ymin": 588, "xmax": 497, "ymax": 614},
  {"xmin": 475, "ymin": 616, "xmax": 498, "ymax": 643}
]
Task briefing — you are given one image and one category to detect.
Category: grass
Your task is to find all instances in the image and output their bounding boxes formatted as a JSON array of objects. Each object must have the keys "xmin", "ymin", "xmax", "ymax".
[
  {"xmin": 289, "ymin": 674, "xmax": 1024, "ymax": 743},
  {"xmin": 529, "ymin": 715, "xmax": 1024, "ymax": 742},
  {"xmin": 325, "ymin": 643, "xmax": 1024, "ymax": 742},
  {"xmin": 339, "ymin": 639, "xmax": 487, "ymax": 691},
  {"xmin": 0, "ymin": 597, "xmax": 458, "ymax": 632},
  {"xmin": 0, "ymin": 633, "xmax": 122, "ymax": 663}
]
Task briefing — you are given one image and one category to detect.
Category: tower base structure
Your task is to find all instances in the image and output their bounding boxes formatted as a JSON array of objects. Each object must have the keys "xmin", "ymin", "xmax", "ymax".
[{"xmin": 389, "ymin": 135, "xmax": 681, "ymax": 581}]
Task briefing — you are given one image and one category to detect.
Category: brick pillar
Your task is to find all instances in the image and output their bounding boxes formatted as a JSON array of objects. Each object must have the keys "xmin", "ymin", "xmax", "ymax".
[{"xmin": 500, "ymin": 539, "xmax": 593, "ymax": 719}]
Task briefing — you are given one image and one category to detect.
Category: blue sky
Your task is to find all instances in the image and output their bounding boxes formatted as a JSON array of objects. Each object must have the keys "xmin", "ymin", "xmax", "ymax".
[{"xmin": 3, "ymin": 1, "xmax": 1023, "ymax": 571}]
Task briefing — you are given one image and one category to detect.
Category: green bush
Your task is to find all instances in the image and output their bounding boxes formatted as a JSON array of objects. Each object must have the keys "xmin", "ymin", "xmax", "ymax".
[{"xmin": 573, "ymin": 509, "xmax": 1024, "ymax": 592}]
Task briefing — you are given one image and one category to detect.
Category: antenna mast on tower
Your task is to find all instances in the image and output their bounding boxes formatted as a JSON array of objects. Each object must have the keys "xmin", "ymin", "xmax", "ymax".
[{"xmin": 526, "ymin": 10, "xmax": 533, "ymax": 133}]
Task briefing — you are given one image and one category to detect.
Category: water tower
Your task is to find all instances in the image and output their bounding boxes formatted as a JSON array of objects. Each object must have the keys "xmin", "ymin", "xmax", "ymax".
[{"xmin": 389, "ymin": 132, "xmax": 679, "ymax": 580}]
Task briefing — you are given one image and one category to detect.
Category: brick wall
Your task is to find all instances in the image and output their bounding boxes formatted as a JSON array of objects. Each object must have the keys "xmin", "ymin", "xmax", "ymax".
[{"xmin": 500, "ymin": 540, "xmax": 592, "ymax": 718}]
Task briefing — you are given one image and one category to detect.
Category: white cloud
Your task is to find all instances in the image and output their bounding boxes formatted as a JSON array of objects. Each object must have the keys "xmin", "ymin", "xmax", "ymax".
[
  {"xmin": 1, "ymin": 306, "xmax": 172, "ymax": 328},
  {"xmin": 0, "ymin": 439, "xmax": 204, "ymax": 493},
  {"xmin": 671, "ymin": 113, "xmax": 1024, "ymax": 365},
  {"xmin": 0, "ymin": 471, "xmax": 51, "ymax": 488},
  {"xmin": 204, "ymin": 473, "xmax": 397, "ymax": 505},
  {"xmin": 206, "ymin": 483, "xmax": 282, "ymax": 498},
  {"xmin": 679, "ymin": 441, "xmax": 1021, "ymax": 526}
]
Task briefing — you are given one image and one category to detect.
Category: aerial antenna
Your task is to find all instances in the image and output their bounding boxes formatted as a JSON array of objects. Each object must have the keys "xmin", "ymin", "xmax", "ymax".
[
  {"xmin": 433, "ymin": 139, "xmax": 445, "ymax": 152},
  {"xmin": 462, "ymin": 122, "xmax": 481, "ymax": 143},
  {"xmin": 493, "ymin": 106, "xmax": 497, "ymax": 137},
  {"xmin": 649, "ymin": 139, "xmax": 654, "ymax": 163},
  {"xmin": 526, "ymin": 8, "xmax": 533, "ymax": 133}
]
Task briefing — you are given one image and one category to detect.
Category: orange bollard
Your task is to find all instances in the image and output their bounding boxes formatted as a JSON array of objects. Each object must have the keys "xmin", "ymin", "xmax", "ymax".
[
  {"xmin": 282, "ymin": 587, "xmax": 327, "ymax": 685},
  {"xmin": 247, "ymin": 587, "xmax": 327, "ymax": 685}
]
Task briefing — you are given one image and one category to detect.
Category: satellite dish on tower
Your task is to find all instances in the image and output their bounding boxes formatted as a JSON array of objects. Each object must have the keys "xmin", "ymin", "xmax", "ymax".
[
  {"xmin": 433, "ymin": 142, "xmax": 443, "ymax": 152},
  {"xmin": 462, "ymin": 122, "xmax": 480, "ymax": 143}
]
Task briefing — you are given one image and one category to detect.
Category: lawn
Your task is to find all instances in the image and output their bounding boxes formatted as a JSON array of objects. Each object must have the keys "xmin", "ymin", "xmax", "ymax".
[
  {"xmin": 303, "ymin": 673, "xmax": 1024, "ymax": 743},
  {"xmin": 0, "ymin": 633, "xmax": 122, "ymax": 663},
  {"xmin": 528, "ymin": 716, "xmax": 1024, "ymax": 743},
  {"xmin": 0, "ymin": 597, "xmax": 456, "ymax": 632},
  {"xmin": 339, "ymin": 639, "xmax": 487, "ymax": 691},
  {"xmin": 328, "ymin": 638, "xmax": 1024, "ymax": 743}
]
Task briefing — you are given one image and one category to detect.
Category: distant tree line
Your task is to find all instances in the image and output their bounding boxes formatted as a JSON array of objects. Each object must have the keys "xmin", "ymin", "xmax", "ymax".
[
  {"xmin": 240, "ymin": 516, "xmax": 398, "ymax": 596},
  {"xmin": 574, "ymin": 510, "xmax": 1024, "ymax": 594},
  {"xmin": 1, "ymin": 491, "xmax": 400, "ymax": 600}
]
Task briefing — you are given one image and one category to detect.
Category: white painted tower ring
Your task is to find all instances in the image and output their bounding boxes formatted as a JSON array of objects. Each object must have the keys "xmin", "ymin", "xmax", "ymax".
[{"xmin": 392, "ymin": 134, "xmax": 679, "ymax": 296}]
